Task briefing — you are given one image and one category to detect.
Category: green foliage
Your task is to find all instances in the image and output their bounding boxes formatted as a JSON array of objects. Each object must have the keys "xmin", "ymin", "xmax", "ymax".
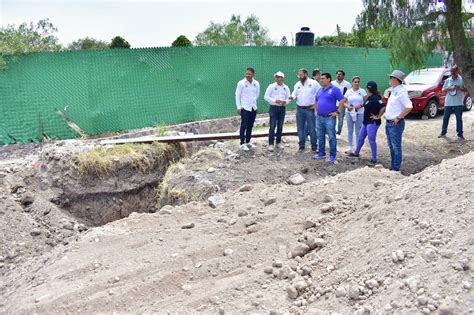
[
  {"xmin": 280, "ymin": 36, "xmax": 289, "ymax": 46},
  {"xmin": 0, "ymin": 19, "xmax": 61, "ymax": 68},
  {"xmin": 353, "ymin": 0, "xmax": 472, "ymax": 70},
  {"xmin": 68, "ymin": 37, "xmax": 110, "ymax": 50},
  {"xmin": 314, "ymin": 28, "xmax": 389, "ymax": 48},
  {"xmin": 172, "ymin": 35, "xmax": 192, "ymax": 47},
  {"xmin": 195, "ymin": 14, "xmax": 274, "ymax": 46},
  {"xmin": 110, "ymin": 36, "xmax": 131, "ymax": 49}
]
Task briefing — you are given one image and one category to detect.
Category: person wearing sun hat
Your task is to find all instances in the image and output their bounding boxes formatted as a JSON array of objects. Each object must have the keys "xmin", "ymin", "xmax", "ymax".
[
  {"xmin": 384, "ymin": 70, "xmax": 413, "ymax": 172},
  {"xmin": 264, "ymin": 71, "xmax": 292, "ymax": 151},
  {"xmin": 349, "ymin": 80, "xmax": 385, "ymax": 164}
]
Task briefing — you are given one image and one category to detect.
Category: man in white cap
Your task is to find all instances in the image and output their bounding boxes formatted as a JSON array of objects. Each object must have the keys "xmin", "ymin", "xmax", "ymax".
[
  {"xmin": 384, "ymin": 70, "xmax": 413, "ymax": 172},
  {"xmin": 264, "ymin": 71, "xmax": 292, "ymax": 151},
  {"xmin": 438, "ymin": 65, "xmax": 466, "ymax": 141},
  {"xmin": 235, "ymin": 67, "xmax": 260, "ymax": 151}
]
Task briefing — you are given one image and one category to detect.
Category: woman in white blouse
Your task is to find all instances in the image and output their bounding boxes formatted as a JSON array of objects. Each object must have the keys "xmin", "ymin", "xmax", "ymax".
[{"xmin": 342, "ymin": 76, "xmax": 367, "ymax": 153}]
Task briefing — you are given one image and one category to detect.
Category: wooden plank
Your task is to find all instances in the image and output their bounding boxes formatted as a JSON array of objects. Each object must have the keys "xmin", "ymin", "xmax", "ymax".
[{"xmin": 100, "ymin": 130, "xmax": 298, "ymax": 145}]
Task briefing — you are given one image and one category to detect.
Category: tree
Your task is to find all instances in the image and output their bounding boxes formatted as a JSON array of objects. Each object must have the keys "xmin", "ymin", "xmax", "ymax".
[
  {"xmin": 110, "ymin": 36, "xmax": 130, "ymax": 48},
  {"xmin": 314, "ymin": 28, "xmax": 389, "ymax": 48},
  {"xmin": 68, "ymin": 37, "xmax": 110, "ymax": 50},
  {"xmin": 172, "ymin": 35, "xmax": 192, "ymax": 47},
  {"xmin": 354, "ymin": 0, "xmax": 473, "ymax": 96},
  {"xmin": 0, "ymin": 19, "xmax": 61, "ymax": 67},
  {"xmin": 195, "ymin": 14, "xmax": 274, "ymax": 46},
  {"xmin": 315, "ymin": 32, "xmax": 351, "ymax": 47},
  {"xmin": 280, "ymin": 36, "xmax": 289, "ymax": 46}
]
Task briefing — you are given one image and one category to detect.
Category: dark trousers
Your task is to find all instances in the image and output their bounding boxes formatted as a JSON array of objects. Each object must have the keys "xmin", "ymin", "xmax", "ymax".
[
  {"xmin": 441, "ymin": 105, "xmax": 463, "ymax": 137},
  {"xmin": 240, "ymin": 108, "xmax": 257, "ymax": 145},
  {"xmin": 268, "ymin": 105, "xmax": 286, "ymax": 145}
]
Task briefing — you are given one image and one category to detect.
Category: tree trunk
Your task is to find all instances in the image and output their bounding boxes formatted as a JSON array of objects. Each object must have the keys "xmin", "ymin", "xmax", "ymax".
[{"xmin": 446, "ymin": 0, "xmax": 474, "ymax": 97}]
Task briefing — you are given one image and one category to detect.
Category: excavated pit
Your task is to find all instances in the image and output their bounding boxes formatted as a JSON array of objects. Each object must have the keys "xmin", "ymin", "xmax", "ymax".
[{"xmin": 34, "ymin": 142, "xmax": 187, "ymax": 227}]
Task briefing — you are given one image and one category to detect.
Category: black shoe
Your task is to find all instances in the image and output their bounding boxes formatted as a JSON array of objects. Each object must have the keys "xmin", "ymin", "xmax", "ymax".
[
  {"xmin": 298, "ymin": 147, "xmax": 305, "ymax": 152},
  {"xmin": 369, "ymin": 159, "xmax": 378, "ymax": 165},
  {"xmin": 458, "ymin": 135, "xmax": 465, "ymax": 140},
  {"xmin": 348, "ymin": 153, "xmax": 359, "ymax": 157},
  {"xmin": 437, "ymin": 134, "xmax": 446, "ymax": 138}
]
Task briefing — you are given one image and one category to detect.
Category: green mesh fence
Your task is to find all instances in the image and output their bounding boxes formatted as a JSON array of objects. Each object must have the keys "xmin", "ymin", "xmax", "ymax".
[{"xmin": 0, "ymin": 46, "xmax": 442, "ymax": 144}]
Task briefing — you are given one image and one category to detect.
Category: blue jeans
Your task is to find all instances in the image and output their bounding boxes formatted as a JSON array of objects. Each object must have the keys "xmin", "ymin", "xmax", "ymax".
[
  {"xmin": 441, "ymin": 105, "xmax": 463, "ymax": 137},
  {"xmin": 316, "ymin": 115, "xmax": 337, "ymax": 157},
  {"xmin": 296, "ymin": 107, "xmax": 317, "ymax": 150},
  {"xmin": 302, "ymin": 120, "xmax": 318, "ymax": 143},
  {"xmin": 354, "ymin": 122, "xmax": 380, "ymax": 161},
  {"xmin": 268, "ymin": 105, "xmax": 286, "ymax": 145},
  {"xmin": 346, "ymin": 113, "xmax": 363, "ymax": 148},
  {"xmin": 336, "ymin": 107, "xmax": 345, "ymax": 134},
  {"xmin": 240, "ymin": 108, "xmax": 257, "ymax": 145},
  {"xmin": 385, "ymin": 119, "xmax": 405, "ymax": 171}
]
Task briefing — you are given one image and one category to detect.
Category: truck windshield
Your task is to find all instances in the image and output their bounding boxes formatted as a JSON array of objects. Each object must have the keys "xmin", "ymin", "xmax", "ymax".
[{"xmin": 405, "ymin": 70, "xmax": 443, "ymax": 85}]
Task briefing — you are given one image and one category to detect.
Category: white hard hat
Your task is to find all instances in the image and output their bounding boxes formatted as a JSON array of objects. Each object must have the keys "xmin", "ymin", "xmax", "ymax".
[{"xmin": 274, "ymin": 71, "xmax": 285, "ymax": 78}]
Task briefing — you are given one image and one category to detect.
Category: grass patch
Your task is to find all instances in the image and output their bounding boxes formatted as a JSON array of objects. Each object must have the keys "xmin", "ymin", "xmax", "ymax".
[
  {"xmin": 191, "ymin": 148, "xmax": 224, "ymax": 161},
  {"xmin": 78, "ymin": 142, "xmax": 185, "ymax": 176},
  {"xmin": 155, "ymin": 124, "xmax": 169, "ymax": 137}
]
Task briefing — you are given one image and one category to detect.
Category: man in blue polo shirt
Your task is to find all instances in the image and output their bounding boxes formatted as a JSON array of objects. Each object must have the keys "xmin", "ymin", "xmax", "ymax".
[{"xmin": 313, "ymin": 72, "xmax": 344, "ymax": 162}]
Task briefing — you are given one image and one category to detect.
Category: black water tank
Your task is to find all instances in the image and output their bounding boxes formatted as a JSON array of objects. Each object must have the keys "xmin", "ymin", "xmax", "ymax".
[{"xmin": 295, "ymin": 27, "xmax": 314, "ymax": 46}]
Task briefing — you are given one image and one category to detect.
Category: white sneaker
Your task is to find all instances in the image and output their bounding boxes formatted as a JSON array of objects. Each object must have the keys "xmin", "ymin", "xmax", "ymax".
[
  {"xmin": 336, "ymin": 134, "xmax": 342, "ymax": 139},
  {"xmin": 275, "ymin": 143, "xmax": 283, "ymax": 149},
  {"xmin": 267, "ymin": 145, "xmax": 274, "ymax": 152},
  {"xmin": 240, "ymin": 144, "xmax": 249, "ymax": 151},
  {"xmin": 345, "ymin": 146, "xmax": 352, "ymax": 153},
  {"xmin": 246, "ymin": 142, "xmax": 256, "ymax": 149}
]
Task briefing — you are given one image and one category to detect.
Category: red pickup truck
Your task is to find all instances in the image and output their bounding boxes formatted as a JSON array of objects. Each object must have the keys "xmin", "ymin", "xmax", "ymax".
[{"xmin": 383, "ymin": 67, "xmax": 472, "ymax": 119}]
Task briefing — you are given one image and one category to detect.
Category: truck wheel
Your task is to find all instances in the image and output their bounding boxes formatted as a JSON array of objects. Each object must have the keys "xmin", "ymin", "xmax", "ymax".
[
  {"xmin": 464, "ymin": 95, "xmax": 472, "ymax": 111},
  {"xmin": 423, "ymin": 99, "xmax": 438, "ymax": 119}
]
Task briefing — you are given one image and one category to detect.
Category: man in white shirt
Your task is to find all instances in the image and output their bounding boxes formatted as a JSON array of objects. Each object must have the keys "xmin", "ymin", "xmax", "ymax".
[
  {"xmin": 383, "ymin": 70, "xmax": 413, "ymax": 172},
  {"xmin": 264, "ymin": 71, "xmax": 291, "ymax": 152},
  {"xmin": 331, "ymin": 70, "xmax": 352, "ymax": 137},
  {"xmin": 235, "ymin": 67, "xmax": 260, "ymax": 151},
  {"xmin": 289, "ymin": 68, "xmax": 320, "ymax": 152}
]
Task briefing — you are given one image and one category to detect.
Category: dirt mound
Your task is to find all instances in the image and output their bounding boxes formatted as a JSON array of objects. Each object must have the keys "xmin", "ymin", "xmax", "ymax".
[{"xmin": 2, "ymin": 151, "xmax": 472, "ymax": 313}]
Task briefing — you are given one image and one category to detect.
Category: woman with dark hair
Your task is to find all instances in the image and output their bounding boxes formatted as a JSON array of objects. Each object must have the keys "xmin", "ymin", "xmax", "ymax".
[
  {"xmin": 349, "ymin": 81, "xmax": 385, "ymax": 164},
  {"xmin": 342, "ymin": 76, "xmax": 366, "ymax": 153}
]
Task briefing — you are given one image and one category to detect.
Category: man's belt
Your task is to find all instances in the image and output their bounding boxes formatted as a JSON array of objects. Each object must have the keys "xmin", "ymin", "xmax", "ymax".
[{"xmin": 297, "ymin": 105, "xmax": 312, "ymax": 109}]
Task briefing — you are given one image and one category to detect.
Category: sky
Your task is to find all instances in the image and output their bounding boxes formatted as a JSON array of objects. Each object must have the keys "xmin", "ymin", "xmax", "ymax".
[{"xmin": 0, "ymin": 0, "xmax": 365, "ymax": 48}]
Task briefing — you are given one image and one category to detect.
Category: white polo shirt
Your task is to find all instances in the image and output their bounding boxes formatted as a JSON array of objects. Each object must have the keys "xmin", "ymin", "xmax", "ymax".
[
  {"xmin": 344, "ymin": 88, "xmax": 367, "ymax": 114},
  {"xmin": 235, "ymin": 78, "xmax": 260, "ymax": 111},
  {"xmin": 264, "ymin": 82, "xmax": 292, "ymax": 106},
  {"xmin": 385, "ymin": 84, "xmax": 413, "ymax": 120},
  {"xmin": 332, "ymin": 79, "xmax": 351, "ymax": 108},
  {"xmin": 291, "ymin": 79, "xmax": 321, "ymax": 107}
]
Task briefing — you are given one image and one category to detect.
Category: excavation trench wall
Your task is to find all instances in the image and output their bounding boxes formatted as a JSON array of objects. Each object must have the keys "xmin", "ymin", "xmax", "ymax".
[{"xmin": 36, "ymin": 144, "xmax": 186, "ymax": 226}]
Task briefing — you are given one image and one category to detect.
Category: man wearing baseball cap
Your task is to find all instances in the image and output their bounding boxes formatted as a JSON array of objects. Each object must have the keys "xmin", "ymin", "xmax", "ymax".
[
  {"xmin": 438, "ymin": 65, "xmax": 466, "ymax": 141},
  {"xmin": 264, "ymin": 71, "xmax": 292, "ymax": 151},
  {"xmin": 384, "ymin": 70, "xmax": 413, "ymax": 172}
]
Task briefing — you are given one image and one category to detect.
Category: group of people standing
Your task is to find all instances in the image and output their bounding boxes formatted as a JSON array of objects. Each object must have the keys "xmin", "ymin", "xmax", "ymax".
[{"xmin": 235, "ymin": 65, "xmax": 465, "ymax": 172}]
